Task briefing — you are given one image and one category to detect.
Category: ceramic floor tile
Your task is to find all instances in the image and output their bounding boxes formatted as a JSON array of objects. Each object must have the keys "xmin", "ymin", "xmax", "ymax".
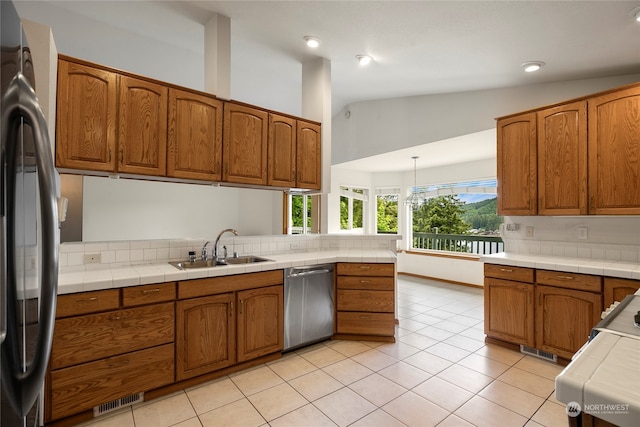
[
  {"xmin": 172, "ymin": 418, "xmax": 203, "ymax": 427},
  {"xmin": 498, "ymin": 366, "xmax": 556, "ymax": 398},
  {"xmin": 432, "ymin": 319, "xmax": 470, "ymax": 334},
  {"xmin": 436, "ymin": 414, "xmax": 476, "ymax": 427},
  {"xmin": 132, "ymin": 392, "xmax": 196, "ymax": 427},
  {"xmin": 436, "ymin": 364, "xmax": 494, "ymax": 394},
  {"xmin": 397, "ymin": 318, "xmax": 429, "ymax": 332},
  {"xmin": 447, "ymin": 314, "xmax": 482, "ymax": 326},
  {"xmin": 412, "ymin": 376, "xmax": 474, "ymax": 412},
  {"xmin": 474, "ymin": 343, "xmax": 525, "ymax": 366},
  {"xmin": 268, "ymin": 403, "xmax": 337, "ymax": 427},
  {"xmin": 299, "ymin": 345, "xmax": 346, "ymax": 368},
  {"xmin": 230, "ymin": 365, "xmax": 284, "ymax": 396},
  {"xmin": 403, "ymin": 350, "xmax": 453, "ymax": 375},
  {"xmin": 267, "ymin": 353, "xmax": 318, "ymax": 381},
  {"xmin": 424, "ymin": 341, "xmax": 472, "ymax": 362},
  {"xmin": 185, "ymin": 377, "xmax": 244, "ymax": 415},
  {"xmin": 531, "ymin": 400, "xmax": 569, "ymax": 426},
  {"xmin": 378, "ymin": 361, "xmax": 432, "ymax": 389},
  {"xmin": 327, "ymin": 340, "xmax": 371, "ymax": 357},
  {"xmin": 382, "ymin": 391, "xmax": 449, "ymax": 427},
  {"xmin": 349, "ymin": 373, "xmax": 407, "ymax": 406},
  {"xmin": 247, "ymin": 382, "xmax": 308, "ymax": 421},
  {"xmin": 415, "ymin": 325, "xmax": 456, "ymax": 341},
  {"xmin": 443, "ymin": 334, "xmax": 485, "ymax": 352},
  {"xmin": 397, "ymin": 332, "xmax": 439, "ymax": 349},
  {"xmin": 513, "ymin": 355, "xmax": 564, "ymax": 380},
  {"xmin": 457, "ymin": 353, "xmax": 511, "ymax": 378},
  {"xmin": 350, "ymin": 348, "xmax": 399, "ymax": 371},
  {"xmin": 288, "ymin": 368, "xmax": 344, "ymax": 401},
  {"xmin": 478, "ymin": 380, "xmax": 545, "ymax": 418},
  {"xmin": 412, "ymin": 313, "xmax": 447, "ymax": 325},
  {"xmin": 322, "ymin": 358, "xmax": 374, "ymax": 385},
  {"xmin": 198, "ymin": 398, "xmax": 266, "ymax": 427},
  {"xmin": 454, "ymin": 395, "xmax": 528, "ymax": 427},
  {"xmin": 79, "ymin": 409, "xmax": 134, "ymax": 427},
  {"xmin": 349, "ymin": 409, "xmax": 407, "ymax": 427},
  {"xmin": 374, "ymin": 341, "xmax": 421, "ymax": 360},
  {"xmin": 458, "ymin": 326, "xmax": 488, "ymax": 341},
  {"xmin": 314, "ymin": 387, "xmax": 377, "ymax": 427}
]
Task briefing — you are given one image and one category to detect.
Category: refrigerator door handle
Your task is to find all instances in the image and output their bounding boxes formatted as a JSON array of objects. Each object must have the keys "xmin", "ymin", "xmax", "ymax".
[{"xmin": 0, "ymin": 72, "xmax": 58, "ymax": 416}]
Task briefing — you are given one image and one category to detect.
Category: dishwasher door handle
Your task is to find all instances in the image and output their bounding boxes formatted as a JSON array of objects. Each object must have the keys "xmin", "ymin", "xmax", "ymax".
[{"xmin": 287, "ymin": 268, "xmax": 332, "ymax": 278}]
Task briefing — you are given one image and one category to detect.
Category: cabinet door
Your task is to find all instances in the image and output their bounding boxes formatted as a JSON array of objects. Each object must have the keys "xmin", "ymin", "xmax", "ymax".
[
  {"xmin": 223, "ymin": 103, "xmax": 268, "ymax": 185},
  {"xmin": 118, "ymin": 75, "xmax": 168, "ymax": 176},
  {"xmin": 237, "ymin": 285, "xmax": 283, "ymax": 363},
  {"xmin": 167, "ymin": 89, "xmax": 223, "ymax": 181},
  {"xmin": 296, "ymin": 120, "xmax": 321, "ymax": 190},
  {"xmin": 496, "ymin": 113, "xmax": 537, "ymax": 215},
  {"xmin": 604, "ymin": 277, "xmax": 640, "ymax": 308},
  {"xmin": 537, "ymin": 101, "xmax": 587, "ymax": 215},
  {"xmin": 588, "ymin": 85, "xmax": 640, "ymax": 214},
  {"xmin": 535, "ymin": 285, "xmax": 602, "ymax": 359},
  {"xmin": 484, "ymin": 278, "xmax": 534, "ymax": 347},
  {"xmin": 176, "ymin": 293, "xmax": 235, "ymax": 381},
  {"xmin": 267, "ymin": 114, "xmax": 296, "ymax": 187},
  {"xmin": 56, "ymin": 59, "xmax": 117, "ymax": 172}
]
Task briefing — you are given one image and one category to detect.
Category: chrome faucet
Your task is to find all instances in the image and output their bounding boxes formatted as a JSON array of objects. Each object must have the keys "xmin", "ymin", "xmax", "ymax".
[
  {"xmin": 201, "ymin": 241, "xmax": 210, "ymax": 261},
  {"xmin": 214, "ymin": 228, "xmax": 238, "ymax": 261}
]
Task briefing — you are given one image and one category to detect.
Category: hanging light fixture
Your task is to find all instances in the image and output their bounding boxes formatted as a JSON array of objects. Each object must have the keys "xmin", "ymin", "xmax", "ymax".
[{"xmin": 404, "ymin": 156, "xmax": 426, "ymax": 210}]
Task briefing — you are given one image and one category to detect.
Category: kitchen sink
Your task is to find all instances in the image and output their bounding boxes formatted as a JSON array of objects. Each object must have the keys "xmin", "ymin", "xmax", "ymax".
[{"xmin": 169, "ymin": 255, "xmax": 272, "ymax": 270}]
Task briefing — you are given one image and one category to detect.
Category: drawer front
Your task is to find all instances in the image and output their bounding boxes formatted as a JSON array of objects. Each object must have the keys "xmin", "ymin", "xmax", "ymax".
[
  {"xmin": 337, "ymin": 262, "xmax": 395, "ymax": 277},
  {"xmin": 51, "ymin": 302, "xmax": 175, "ymax": 370},
  {"xmin": 337, "ymin": 312, "xmax": 395, "ymax": 336},
  {"xmin": 122, "ymin": 282, "xmax": 176, "ymax": 307},
  {"xmin": 537, "ymin": 270, "xmax": 602, "ymax": 292},
  {"xmin": 337, "ymin": 276, "xmax": 394, "ymax": 291},
  {"xmin": 50, "ymin": 343, "xmax": 174, "ymax": 420},
  {"xmin": 484, "ymin": 264, "xmax": 534, "ymax": 283},
  {"xmin": 56, "ymin": 289, "xmax": 120, "ymax": 318},
  {"xmin": 179, "ymin": 270, "xmax": 284, "ymax": 299},
  {"xmin": 337, "ymin": 290, "xmax": 394, "ymax": 313}
]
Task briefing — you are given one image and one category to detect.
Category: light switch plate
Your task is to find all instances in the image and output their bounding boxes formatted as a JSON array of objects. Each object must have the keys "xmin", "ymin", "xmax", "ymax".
[
  {"xmin": 577, "ymin": 227, "xmax": 588, "ymax": 240},
  {"xmin": 525, "ymin": 226, "xmax": 534, "ymax": 238}
]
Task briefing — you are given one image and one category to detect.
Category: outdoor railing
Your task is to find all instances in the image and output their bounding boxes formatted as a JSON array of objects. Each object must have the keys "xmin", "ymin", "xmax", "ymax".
[{"xmin": 413, "ymin": 232, "xmax": 503, "ymax": 255}]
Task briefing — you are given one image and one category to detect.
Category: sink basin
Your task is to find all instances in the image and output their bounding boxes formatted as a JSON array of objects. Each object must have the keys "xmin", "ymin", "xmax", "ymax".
[{"xmin": 169, "ymin": 255, "xmax": 272, "ymax": 270}]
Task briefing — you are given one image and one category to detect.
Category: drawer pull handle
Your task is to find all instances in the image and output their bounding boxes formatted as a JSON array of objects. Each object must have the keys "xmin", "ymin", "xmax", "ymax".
[
  {"xmin": 556, "ymin": 275, "xmax": 574, "ymax": 280},
  {"xmin": 359, "ymin": 266, "xmax": 371, "ymax": 270},
  {"xmin": 499, "ymin": 268, "xmax": 513, "ymax": 273},
  {"xmin": 230, "ymin": 302, "xmax": 233, "ymax": 317},
  {"xmin": 359, "ymin": 280, "xmax": 371, "ymax": 284},
  {"xmin": 76, "ymin": 297, "xmax": 99, "ymax": 302},
  {"xmin": 142, "ymin": 288, "xmax": 160, "ymax": 294}
]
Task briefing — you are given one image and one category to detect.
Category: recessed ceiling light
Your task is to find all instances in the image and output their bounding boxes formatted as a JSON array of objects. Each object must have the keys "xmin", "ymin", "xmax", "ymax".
[
  {"xmin": 630, "ymin": 6, "xmax": 640, "ymax": 22},
  {"xmin": 356, "ymin": 54, "xmax": 373, "ymax": 66},
  {"xmin": 521, "ymin": 61, "xmax": 545, "ymax": 72},
  {"xmin": 303, "ymin": 36, "xmax": 320, "ymax": 48}
]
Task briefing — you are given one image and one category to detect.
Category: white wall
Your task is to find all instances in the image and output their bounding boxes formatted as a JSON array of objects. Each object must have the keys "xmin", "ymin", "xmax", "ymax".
[{"xmin": 398, "ymin": 253, "xmax": 485, "ymax": 287}]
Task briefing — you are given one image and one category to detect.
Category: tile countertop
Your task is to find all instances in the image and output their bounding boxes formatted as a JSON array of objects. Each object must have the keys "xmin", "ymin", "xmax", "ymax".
[
  {"xmin": 481, "ymin": 253, "xmax": 640, "ymax": 280},
  {"xmin": 57, "ymin": 249, "xmax": 397, "ymax": 295}
]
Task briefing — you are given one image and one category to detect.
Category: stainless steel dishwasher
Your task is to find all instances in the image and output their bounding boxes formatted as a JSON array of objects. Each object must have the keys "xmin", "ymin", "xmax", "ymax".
[{"xmin": 283, "ymin": 264, "xmax": 335, "ymax": 351}]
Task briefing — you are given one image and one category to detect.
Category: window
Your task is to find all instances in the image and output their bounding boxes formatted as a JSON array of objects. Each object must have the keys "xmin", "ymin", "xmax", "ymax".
[
  {"xmin": 285, "ymin": 193, "xmax": 318, "ymax": 234},
  {"xmin": 410, "ymin": 179, "xmax": 503, "ymax": 254},
  {"xmin": 340, "ymin": 186, "xmax": 367, "ymax": 231},
  {"xmin": 376, "ymin": 189, "xmax": 399, "ymax": 234}
]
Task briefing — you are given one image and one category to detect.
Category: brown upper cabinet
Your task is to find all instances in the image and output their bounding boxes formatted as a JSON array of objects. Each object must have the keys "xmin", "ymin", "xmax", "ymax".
[
  {"xmin": 223, "ymin": 102, "xmax": 269, "ymax": 185},
  {"xmin": 497, "ymin": 82, "xmax": 640, "ymax": 215},
  {"xmin": 167, "ymin": 88, "xmax": 223, "ymax": 181},
  {"xmin": 588, "ymin": 85, "xmax": 640, "ymax": 215},
  {"xmin": 296, "ymin": 120, "xmax": 322, "ymax": 190},
  {"xmin": 496, "ymin": 113, "xmax": 537, "ymax": 215}
]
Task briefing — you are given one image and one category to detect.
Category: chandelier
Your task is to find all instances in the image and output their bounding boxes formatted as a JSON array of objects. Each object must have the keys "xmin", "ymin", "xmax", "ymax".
[{"xmin": 404, "ymin": 156, "xmax": 427, "ymax": 210}]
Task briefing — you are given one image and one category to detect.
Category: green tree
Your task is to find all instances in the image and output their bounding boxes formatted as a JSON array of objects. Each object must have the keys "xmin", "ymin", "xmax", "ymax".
[
  {"xmin": 291, "ymin": 195, "xmax": 311, "ymax": 228},
  {"xmin": 413, "ymin": 195, "xmax": 471, "ymax": 234},
  {"xmin": 377, "ymin": 196, "xmax": 398, "ymax": 233}
]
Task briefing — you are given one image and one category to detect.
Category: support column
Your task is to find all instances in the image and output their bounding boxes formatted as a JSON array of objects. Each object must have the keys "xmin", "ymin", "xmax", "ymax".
[
  {"xmin": 302, "ymin": 57, "xmax": 331, "ymax": 233},
  {"xmin": 204, "ymin": 13, "xmax": 230, "ymax": 99}
]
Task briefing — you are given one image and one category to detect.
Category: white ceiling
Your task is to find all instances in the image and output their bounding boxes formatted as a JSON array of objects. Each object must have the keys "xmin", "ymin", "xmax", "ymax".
[{"xmin": 35, "ymin": 1, "xmax": 640, "ymax": 172}]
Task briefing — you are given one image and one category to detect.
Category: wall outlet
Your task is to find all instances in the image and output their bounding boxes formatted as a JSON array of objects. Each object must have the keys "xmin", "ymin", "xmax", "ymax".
[
  {"xmin": 84, "ymin": 253, "xmax": 101, "ymax": 264},
  {"xmin": 505, "ymin": 223, "xmax": 520, "ymax": 231},
  {"xmin": 290, "ymin": 242, "xmax": 300, "ymax": 250},
  {"xmin": 525, "ymin": 226, "xmax": 534, "ymax": 238},
  {"xmin": 577, "ymin": 227, "xmax": 588, "ymax": 240}
]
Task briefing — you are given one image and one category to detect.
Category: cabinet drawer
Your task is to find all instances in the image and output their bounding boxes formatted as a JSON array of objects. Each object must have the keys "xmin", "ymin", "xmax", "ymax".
[
  {"xmin": 337, "ymin": 263, "xmax": 395, "ymax": 277},
  {"xmin": 50, "ymin": 344, "xmax": 174, "ymax": 420},
  {"xmin": 56, "ymin": 289, "xmax": 120, "ymax": 318},
  {"xmin": 51, "ymin": 302, "xmax": 175, "ymax": 370},
  {"xmin": 484, "ymin": 264, "xmax": 534, "ymax": 283},
  {"xmin": 337, "ymin": 276, "xmax": 394, "ymax": 291},
  {"xmin": 537, "ymin": 270, "xmax": 602, "ymax": 292},
  {"xmin": 123, "ymin": 282, "xmax": 176, "ymax": 307},
  {"xmin": 337, "ymin": 290, "xmax": 394, "ymax": 313},
  {"xmin": 337, "ymin": 312, "xmax": 395, "ymax": 336}
]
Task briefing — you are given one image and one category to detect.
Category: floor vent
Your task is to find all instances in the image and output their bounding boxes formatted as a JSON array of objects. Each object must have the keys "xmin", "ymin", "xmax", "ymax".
[
  {"xmin": 520, "ymin": 345, "xmax": 558, "ymax": 363},
  {"xmin": 94, "ymin": 392, "xmax": 144, "ymax": 417}
]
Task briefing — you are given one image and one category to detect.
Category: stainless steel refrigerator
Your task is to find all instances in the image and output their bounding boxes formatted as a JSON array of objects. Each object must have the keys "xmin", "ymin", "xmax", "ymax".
[{"xmin": 1, "ymin": 1, "xmax": 59, "ymax": 425}]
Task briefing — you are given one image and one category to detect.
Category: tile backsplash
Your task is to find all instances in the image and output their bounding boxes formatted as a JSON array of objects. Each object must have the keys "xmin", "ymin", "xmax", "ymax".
[
  {"xmin": 501, "ymin": 216, "xmax": 640, "ymax": 263},
  {"xmin": 59, "ymin": 234, "xmax": 400, "ymax": 270}
]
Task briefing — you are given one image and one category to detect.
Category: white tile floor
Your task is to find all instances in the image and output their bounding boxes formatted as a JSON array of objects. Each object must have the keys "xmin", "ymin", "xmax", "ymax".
[{"xmin": 76, "ymin": 275, "xmax": 568, "ymax": 427}]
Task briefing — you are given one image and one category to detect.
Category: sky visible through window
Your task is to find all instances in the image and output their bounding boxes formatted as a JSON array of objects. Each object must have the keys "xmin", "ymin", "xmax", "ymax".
[{"xmin": 419, "ymin": 179, "xmax": 497, "ymax": 204}]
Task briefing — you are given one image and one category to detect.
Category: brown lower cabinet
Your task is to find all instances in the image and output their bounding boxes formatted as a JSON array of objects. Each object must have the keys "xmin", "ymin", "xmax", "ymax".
[{"xmin": 484, "ymin": 264, "xmax": 604, "ymax": 361}]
